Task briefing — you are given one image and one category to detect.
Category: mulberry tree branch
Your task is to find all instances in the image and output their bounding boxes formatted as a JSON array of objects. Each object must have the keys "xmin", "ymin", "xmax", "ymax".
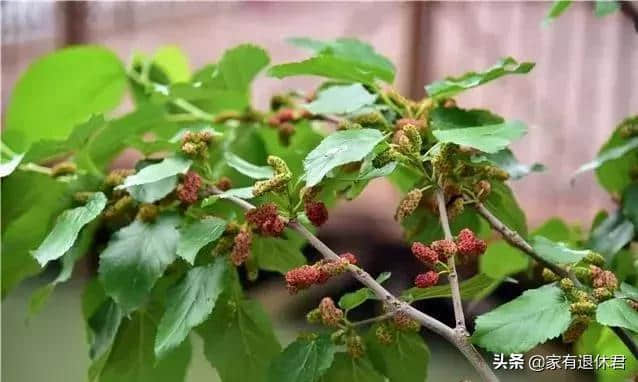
[
  {"xmin": 436, "ymin": 189, "xmax": 467, "ymax": 330},
  {"xmin": 214, "ymin": 188, "xmax": 499, "ymax": 382},
  {"xmin": 469, "ymin": 197, "xmax": 638, "ymax": 359}
]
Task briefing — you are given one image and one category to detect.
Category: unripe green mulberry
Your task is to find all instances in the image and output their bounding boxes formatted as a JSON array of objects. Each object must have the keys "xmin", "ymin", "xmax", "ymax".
[
  {"xmin": 592, "ymin": 287, "xmax": 613, "ymax": 302},
  {"xmin": 267, "ymin": 155, "xmax": 291, "ymax": 176},
  {"xmin": 337, "ymin": 120, "xmax": 362, "ymax": 130},
  {"xmin": 395, "ymin": 189, "xmax": 423, "ymax": 221},
  {"xmin": 375, "ymin": 323, "xmax": 395, "ymax": 345},
  {"xmin": 403, "ymin": 124, "xmax": 422, "ymax": 155},
  {"xmin": 570, "ymin": 301, "xmax": 597, "ymax": 315},
  {"xmin": 306, "ymin": 308, "xmax": 322, "ymax": 324},
  {"xmin": 541, "ymin": 268, "xmax": 560, "ymax": 282},
  {"xmin": 447, "ymin": 197, "xmax": 465, "ymax": 220},
  {"xmin": 572, "ymin": 267, "xmax": 593, "ymax": 283},
  {"xmin": 346, "ymin": 335, "xmax": 365, "ymax": 359},
  {"xmin": 583, "ymin": 251, "xmax": 606, "ymax": 267},
  {"xmin": 559, "ymin": 278, "xmax": 574, "ymax": 292},
  {"xmin": 351, "ymin": 111, "xmax": 386, "ymax": 127},
  {"xmin": 331, "ymin": 329, "xmax": 346, "ymax": 345}
]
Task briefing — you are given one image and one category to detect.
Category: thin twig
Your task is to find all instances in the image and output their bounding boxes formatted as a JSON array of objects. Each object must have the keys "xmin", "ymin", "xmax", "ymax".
[
  {"xmin": 350, "ymin": 312, "xmax": 395, "ymax": 327},
  {"xmin": 467, "ymin": 196, "xmax": 568, "ymax": 278},
  {"xmin": 469, "ymin": 197, "xmax": 638, "ymax": 359},
  {"xmin": 213, "ymin": 188, "xmax": 499, "ymax": 381},
  {"xmin": 436, "ymin": 189, "xmax": 467, "ymax": 330}
]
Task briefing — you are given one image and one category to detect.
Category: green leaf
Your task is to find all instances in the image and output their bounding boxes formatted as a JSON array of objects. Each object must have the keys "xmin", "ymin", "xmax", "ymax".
[
  {"xmin": 429, "ymin": 107, "xmax": 504, "ymax": 130},
  {"xmin": 532, "ymin": 217, "xmax": 572, "ymax": 242},
  {"xmin": 402, "ymin": 273, "xmax": 501, "ymax": 302},
  {"xmin": 337, "ymin": 273, "xmax": 391, "ymax": 310},
  {"xmin": 155, "ymin": 258, "xmax": 228, "ymax": 358},
  {"xmin": 425, "ymin": 57, "xmax": 534, "ymax": 99},
  {"xmin": 270, "ymin": 38, "xmax": 395, "ymax": 85},
  {"xmin": 622, "ymin": 183, "xmax": 638, "ymax": 227},
  {"xmin": 304, "ymin": 84, "xmax": 377, "ymax": 114},
  {"xmin": 117, "ymin": 156, "xmax": 191, "ymax": 190},
  {"xmin": 544, "ymin": 0, "xmax": 572, "ymax": 25},
  {"xmin": 84, "ymin": 104, "xmax": 177, "ymax": 171},
  {"xmin": 0, "ymin": 154, "xmax": 24, "ymax": 177},
  {"xmin": 575, "ymin": 323, "xmax": 638, "ymax": 380},
  {"xmin": 28, "ymin": 221, "xmax": 99, "ymax": 317},
  {"xmin": 319, "ymin": 353, "xmax": 385, "ymax": 382},
  {"xmin": 225, "ymin": 152, "xmax": 275, "ymax": 179},
  {"xmin": 587, "ymin": 211, "xmax": 634, "ymax": 259},
  {"xmin": 176, "ymin": 217, "xmax": 227, "ymax": 264},
  {"xmin": 253, "ymin": 229, "xmax": 307, "ymax": 274},
  {"xmin": 483, "ymin": 181, "xmax": 528, "ymax": 236},
  {"xmin": 617, "ymin": 282, "xmax": 638, "ymax": 300},
  {"xmin": 573, "ymin": 137, "xmax": 638, "ymax": 184},
  {"xmin": 530, "ymin": 236, "xmax": 589, "ymax": 265},
  {"xmin": 214, "ymin": 44, "xmax": 270, "ymax": 93},
  {"xmin": 99, "ymin": 312, "xmax": 191, "ymax": 382},
  {"xmin": 3, "ymin": 46, "xmax": 126, "ymax": 151},
  {"xmin": 595, "ymin": 0, "xmax": 620, "ymax": 17},
  {"xmin": 98, "ymin": 214, "xmax": 181, "ymax": 313},
  {"xmin": 596, "ymin": 298, "xmax": 638, "ymax": 332},
  {"xmin": 432, "ymin": 120, "xmax": 527, "ymax": 154},
  {"xmin": 366, "ymin": 327, "xmax": 430, "ymax": 382},
  {"xmin": 23, "ymin": 114, "xmax": 106, "ymax": 168},
  {"xmin": 472, "ymin": 148, "xmax": 545, "ymax": 180},
  {"xmin": 339, "ymin": 288, "xmax": 376, "ymax": 311},
  {"xmin": 199, "ymin": 296, "xmax": 281, "ymax": 382},
  {"xmin": 127, "ymin": 176, "xmax": 178, "ymax": 203},
  {"xmin": 594, "ymin": 118, "xmax": 638, "ymax": 193},
  {"xmin": 303, "ymin": 128, "xmax": 384, "ymax": 187},
  {"xmin": 479, "ymin": 241, "xmax": 529, "ymax": 279},
  {"xmin": 32, "ymin": 192, "xmax": 107, "ymax": 266},
  {"xmin": 153, "ymin": 45, "xmax": 190, "ymax": 83},
  {"xmin": 88, "ymin": 298, "xmax": 123, "ymax": 359},
  {"xmin": 472, "ymin": 284, "xmax": 572, "ymax": 353},
  {"xmin": 267, "ymin": 335, "xmax": 337, "ymax": 382}
]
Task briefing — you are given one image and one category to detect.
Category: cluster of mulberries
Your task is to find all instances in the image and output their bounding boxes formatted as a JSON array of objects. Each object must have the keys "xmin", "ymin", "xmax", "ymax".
[
  {"xmin": 410, "ymin": 240, "xmax": 453, "ymax": 288},
  {"xmin": 395, "ymin": 189, "xmax": 423, "ymax": 222},
  {"xmin": 307, "ymin": 297, "xmax": 344, "ymax": 328},
  {"xmin": 245, "ymin": 203, "xmax": 286, "ymax": 237},
  {"xmin": 230, "ymin": 227, "xmax": 253, "ymax": 266},
  {"xmin": 285, "ymin": 253, "xmax": 357, "ymax": 294},
  {"xmin": 177, "ymin": 171, "xmax": 202, "ymax": 204},
  {"xmin": 455, "ymin": 228, "xmax": 487, "ymax": 262},
  {"xmin": 181, "ymin": 130, "xmax": 214, "ymax": 159},
  {"xmin": 253, "ymin": 156, "xmax": 292, "ymax": 197}
]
